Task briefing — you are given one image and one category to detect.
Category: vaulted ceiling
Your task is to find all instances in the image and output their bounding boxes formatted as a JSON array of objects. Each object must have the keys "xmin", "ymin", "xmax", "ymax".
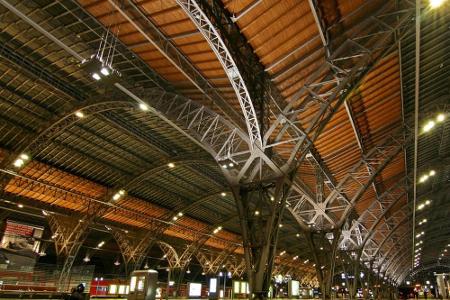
[{"xmin": 0, "ymin": 0, "xmax": 448, "ymax": 285}]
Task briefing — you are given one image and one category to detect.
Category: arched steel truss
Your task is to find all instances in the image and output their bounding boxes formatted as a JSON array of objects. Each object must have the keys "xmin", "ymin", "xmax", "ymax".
[
  {"xmin": 338, "ymin": 178, "xmax": 408, "ymax": 252},
  {"xmin": 406, "ymin": 263, "xmax": 450, "ymax": 279},
  {"xmin": 175, "ymin": 0, "xmax": 261, "ymax": 148},
  {"xmin": 387, "ymin": 217, "xmax": 450, "ymax": 283}
]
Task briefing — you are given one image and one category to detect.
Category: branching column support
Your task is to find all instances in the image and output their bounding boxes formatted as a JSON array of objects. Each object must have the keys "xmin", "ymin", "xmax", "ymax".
[
  {"xmin": 306, "ymin": 230, "xmax": 340, "ymax": 300},
  {"xmin": 349, "ymin": 249, "xmax": 364, "ymax": 300},
  {"xmin": 363, "ymin": 261, "xmax": 374, "ymax": 300},
  {"xmin": 47, "ymin": 213, "xmax": 92, "ymax": 291},
  {"xmin": 46, "ymin": 188, "xmax": 116, "ymax": 291},
  {"xmin": 112, "ymin": 229, "xmax": 158, "ymax": 275},
  {"xmin": 231, "ymin": 172, "xmax": 293, "ymax": 300}
]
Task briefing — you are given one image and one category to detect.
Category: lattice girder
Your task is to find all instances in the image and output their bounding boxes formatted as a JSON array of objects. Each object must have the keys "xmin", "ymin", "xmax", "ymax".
[
  {"xmin": 175, "ymin": 0, "xmax": 262, "ymax": 149},
  {"xmin": 338, "ymin": 178, "xmax": 408, "ymax": 253},
  {"xmin": 291, "ymin": 129, "xmax": 408, "ymax": 230}
]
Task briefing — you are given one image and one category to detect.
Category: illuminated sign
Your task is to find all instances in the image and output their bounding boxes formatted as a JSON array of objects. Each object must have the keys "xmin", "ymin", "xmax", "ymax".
[
  {"xmin": 240, "ymin": 282, "xmax": 246, "ymax": 294},
  {"xmin": 109, "ymin": 285, "xmax": 117, "ymax": 294},
  {"xmin": 118, "ymin": 285, "xmax": 127, "ymax": 294},
  {"xmin": 289, "ymin": 280, "xmax": 299, "ymax": 297},
  {"xmin": 137, "ymin": 277, "xmax": 145, "ymax": 291},
  {"xmin": 188, "ymin": 282, "xmax": 202, "ymax": 297},
  {"xmin": 233, "ymin": 281, "xmax": 249, "ymax": 294},
  {"xmin": 209, "ymin": 278, "xmax": 217, "ymax": 293},
  {"xmin": 233, "ymin": 281, "xmax": 240, "ymax": 293},
  {"xmin": 130, "ymin": 276, "xmax": 136, "ymax": 292},
  {"xmin": 0, "ymin": 220, "xmax": 44, "ymax": 270}
]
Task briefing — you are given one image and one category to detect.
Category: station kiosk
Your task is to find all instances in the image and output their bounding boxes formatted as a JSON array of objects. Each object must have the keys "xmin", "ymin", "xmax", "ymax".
[{"xmin": 128, "ymin": 270, "xmax": 158, "ymax": 300}]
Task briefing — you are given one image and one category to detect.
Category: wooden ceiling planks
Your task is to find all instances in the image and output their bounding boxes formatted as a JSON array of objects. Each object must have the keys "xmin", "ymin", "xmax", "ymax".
[{"xmin": 78, "ymin": 0, "xmax": 238, "ymax": 111}]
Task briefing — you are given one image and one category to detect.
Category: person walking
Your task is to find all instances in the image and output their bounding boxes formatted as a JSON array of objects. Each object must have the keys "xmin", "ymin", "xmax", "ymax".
[
  {"xmin": 424, "ymin": 286, "xmax": 429, "ymax": 299},
  {"xmin": 69, "ymin": 284, "xmax": 85, "ymax": 300}
]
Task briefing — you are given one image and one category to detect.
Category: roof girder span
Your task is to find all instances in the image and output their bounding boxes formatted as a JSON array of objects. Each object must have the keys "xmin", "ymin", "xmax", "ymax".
[
  {"xmin": 2, "ymin": 167, "xmax": 244, "ymax": 245},
  {"xmin": 177, "ymin": 0, "xmax": 343, "ymax": 218},
  {"xmin": 0, "ymin": 98, "xmax": 133, "ymax": 169},
  {"xmin": 360, "ymin": 184, "xmax": 450, "ymax": 262},
  {"xmin": 378, "ymin": 214, "xmax": 450, "ymax": 281},
  {"xmin": 371, "ymin": 187, "xmax": 450, "ymax": 268},
  {"xmin": 175, "ymin": 0, "xmax": 262, "ymax": 148},
  {"xmin": 291, "ymin": 129, "xmax": 406, "ymax": 231},
  {"xmin": 338, "ymin": 178, "xmax": 408, "ymax": 254}
]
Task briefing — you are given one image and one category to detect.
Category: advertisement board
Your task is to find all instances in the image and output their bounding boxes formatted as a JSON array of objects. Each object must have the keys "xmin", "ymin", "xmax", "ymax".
[
  {"xmin": 233, "ymin": 281, "xmax": 240, "ymax": 294},
  {"xmin": 188, "ymin": 282, "xmax": 202, "ymax": 297},
  {"xmin": 0, "ymin": 220, "xmax": 44, "ymax": 270},
  {"xmin": 233, "ymin": 281, "xmax": 249, "ymax": 295},
  {"xmin": 209, "ymin": 278, "xmax": 217, "ymax": 293}
]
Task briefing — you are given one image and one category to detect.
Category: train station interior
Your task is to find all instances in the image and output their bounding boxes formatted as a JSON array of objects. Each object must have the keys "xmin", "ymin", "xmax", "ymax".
[{"xmin": 0, "ymin": 0, "xmax": 448, "ymax": 299}]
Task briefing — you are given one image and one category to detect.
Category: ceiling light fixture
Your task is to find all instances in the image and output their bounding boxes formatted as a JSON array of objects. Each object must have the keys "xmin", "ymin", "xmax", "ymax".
[
  {"xmin": 213, "ymin": 226, "xmax": 222, "ymax": 234},
  {"xmin": 430, "ymin": 0, "xmax": 447, "ymax": 8},
  {"xmin": 436, "ymin": 113, "xmax": 445, "ymax": 122},
  {"xmin": 13, "ymin": 153, "xmax": 30, "ymax": 168},
  {"xmin": 139, "ymin": 103, "xmax": 149, "ymax": 111},
  {"xmin": 75, "ymin": 111, "xmax": 85, "ymax": 118},
  {"xmin": 92, "ymin": 73, "xmax": 101, "ymax": 81},
  {"xmin": 423, "ymin": 120, "xmax": 435, "ymax": 132},
  {"xmin": 100, "ymin": 67, "xmax": 110, "ymax": 76}
]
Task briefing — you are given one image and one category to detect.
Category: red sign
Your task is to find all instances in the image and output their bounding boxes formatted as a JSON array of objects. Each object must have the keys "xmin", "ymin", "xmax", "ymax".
[{"xmin": 4, "ymin": 221, "xmax": 35, "ymax": 237}]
